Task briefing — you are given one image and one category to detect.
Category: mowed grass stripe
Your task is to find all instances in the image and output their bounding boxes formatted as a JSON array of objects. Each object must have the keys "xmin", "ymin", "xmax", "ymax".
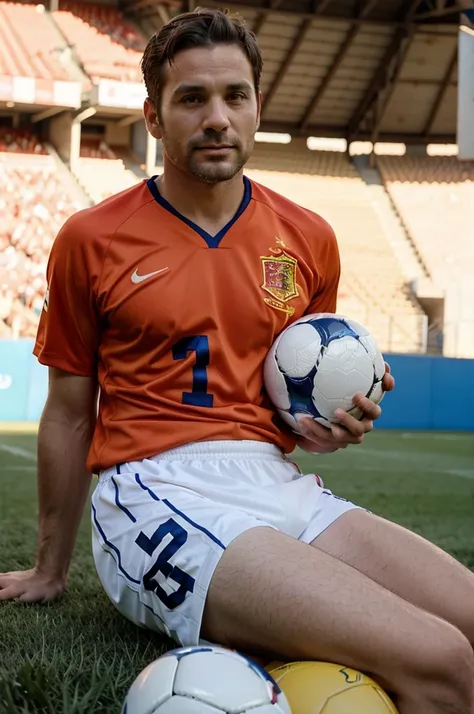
[{"xmin": 0, "ymin": 443, "xmax": 36, "ymax": 461}]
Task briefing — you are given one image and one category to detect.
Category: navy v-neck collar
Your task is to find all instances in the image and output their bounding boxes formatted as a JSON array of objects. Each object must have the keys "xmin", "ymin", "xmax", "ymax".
[{"xmin": 147, "ymin": 174, "xmax": 252, "ymax": 248}]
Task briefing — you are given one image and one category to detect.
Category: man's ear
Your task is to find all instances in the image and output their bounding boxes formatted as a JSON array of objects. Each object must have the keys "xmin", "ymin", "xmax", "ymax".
[
  {"xmin": 143, "ymin": 97, "xmax": 163, "ymax": 140},
  {"xmin": 255, "ymin": 89, "xmax": 263, "ymax": 132}
]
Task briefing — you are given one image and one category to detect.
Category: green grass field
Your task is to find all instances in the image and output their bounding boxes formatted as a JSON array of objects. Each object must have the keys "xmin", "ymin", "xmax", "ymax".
[{"xmin": 0, "ymin": 429, "xmax": 473, "ymax": 713}]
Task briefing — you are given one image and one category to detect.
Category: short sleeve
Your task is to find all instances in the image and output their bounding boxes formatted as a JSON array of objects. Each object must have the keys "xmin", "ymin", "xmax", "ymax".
[
  {"xmin": 305, "ymin": 221, "xmax": 341, "ymax": 315},
  {"xmin": 33, "ymin": 215, "xmax": 100, "ymax": 376}
]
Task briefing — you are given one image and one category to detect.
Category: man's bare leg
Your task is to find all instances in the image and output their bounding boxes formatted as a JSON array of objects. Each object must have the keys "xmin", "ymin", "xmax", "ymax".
[
  {"xmin": 312, "ymin": 511, "xmax": 474, "ymax": 646},
  {"xmin": 201, "ymin": 527, "xmax": 474, "ymax": 714}
]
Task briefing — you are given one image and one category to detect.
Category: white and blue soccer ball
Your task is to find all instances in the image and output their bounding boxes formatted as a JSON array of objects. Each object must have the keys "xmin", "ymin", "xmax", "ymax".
[
  {"xmin": 264, "ymin": 313, "xmax": 385, "ymax": 432},
  {"xmin": 121, "ymin": 646, "xmax": 291, "ymax": 714}
]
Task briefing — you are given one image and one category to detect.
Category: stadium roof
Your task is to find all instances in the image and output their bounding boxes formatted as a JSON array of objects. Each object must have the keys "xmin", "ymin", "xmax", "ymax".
[{"xmin": 125, "ymin": 0, "xmax": 467, "ymax": 143}]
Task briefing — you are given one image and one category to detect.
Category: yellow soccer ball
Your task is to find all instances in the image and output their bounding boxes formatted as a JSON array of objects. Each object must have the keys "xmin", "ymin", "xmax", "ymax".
[{"xmin": 266, "ymin": 661, "xmax": 399, "ymax": 714}]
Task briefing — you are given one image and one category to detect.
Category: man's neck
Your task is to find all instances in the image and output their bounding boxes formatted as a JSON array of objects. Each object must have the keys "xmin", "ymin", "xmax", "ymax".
[{"xmin": 156, "ymin": 162, "xmax": 246, "ymax": 234}]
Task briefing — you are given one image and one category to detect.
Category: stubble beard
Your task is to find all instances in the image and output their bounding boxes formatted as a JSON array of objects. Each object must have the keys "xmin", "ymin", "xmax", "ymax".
[
  {"xmin": 161, "ymin": 128, "xmax": 255, "ymax": 185},
  {"xmin": 187, "ymin": 146, "xmax": 250, "ymax": 184}
]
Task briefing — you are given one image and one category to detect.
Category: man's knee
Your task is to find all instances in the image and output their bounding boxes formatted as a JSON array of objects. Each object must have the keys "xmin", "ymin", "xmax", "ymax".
[{"xmin": 398, "ymin": 620, "xmax": 474, "ymax": 710}]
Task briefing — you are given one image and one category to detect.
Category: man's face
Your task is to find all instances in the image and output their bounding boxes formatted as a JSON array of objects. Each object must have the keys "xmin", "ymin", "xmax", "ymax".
[{"xmin": 144, "ymin": 44, "xmax": 262, "ymax": 184}]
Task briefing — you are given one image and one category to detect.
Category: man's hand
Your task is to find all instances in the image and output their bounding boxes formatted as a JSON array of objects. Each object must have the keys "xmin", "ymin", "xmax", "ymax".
[
  {"xmin": 296, "ymin": 361, "xmax": 395, "ymax": 453},
  {"xmin": 0, "ymin": 569, "xmax": 66, "ymax": 604}
]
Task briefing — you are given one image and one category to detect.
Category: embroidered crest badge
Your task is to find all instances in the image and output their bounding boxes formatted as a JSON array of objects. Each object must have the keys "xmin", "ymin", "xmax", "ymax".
[{"xmin": 260, "ymin": 251, "xmax": 299, "ymax": 316}]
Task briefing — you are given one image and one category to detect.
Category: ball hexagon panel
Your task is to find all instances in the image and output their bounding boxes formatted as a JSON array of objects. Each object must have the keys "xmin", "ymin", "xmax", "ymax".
[{"xmin": 275, "ymin": 323, "xmax": 324, "ymax": 379}]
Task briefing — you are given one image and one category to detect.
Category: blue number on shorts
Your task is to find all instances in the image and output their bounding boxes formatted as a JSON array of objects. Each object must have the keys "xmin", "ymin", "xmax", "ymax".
[
  {"xmin": 172, "ymin": 335, "xmax": 214, "ymax": 407},
  {"xmin": 136, "ymin": 519, "xmax": 195, "ymax": 609}
]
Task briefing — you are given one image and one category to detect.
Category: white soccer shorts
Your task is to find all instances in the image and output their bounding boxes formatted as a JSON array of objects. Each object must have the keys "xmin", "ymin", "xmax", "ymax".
[{"xmin": 91, "ymin": 440, "xmax": 361, "ymax": 647}]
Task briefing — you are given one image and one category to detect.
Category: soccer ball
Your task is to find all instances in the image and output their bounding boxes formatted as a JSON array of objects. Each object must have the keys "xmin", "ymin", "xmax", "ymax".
[
  {"xmin": 267, "ymin": 661, "xmax": 399, "ymax": 713},
  {"xmin": 122, "ymin": 646, "xmax": 291, "ymax": 714},
  {"xmin": 264, "ymin": 313, "xmax": 385, "ymax": 432}
]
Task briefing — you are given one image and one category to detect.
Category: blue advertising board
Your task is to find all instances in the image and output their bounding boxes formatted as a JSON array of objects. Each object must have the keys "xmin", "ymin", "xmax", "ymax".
[{"xmin": 0, "ymin": 341, "xmax": 473, "ymax": 431}]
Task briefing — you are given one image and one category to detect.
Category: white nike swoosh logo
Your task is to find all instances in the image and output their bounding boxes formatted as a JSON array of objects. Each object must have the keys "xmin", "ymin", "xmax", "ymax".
[{"xmin": 131, "ymin": 267, "xmax": 169, "ymax": 284}]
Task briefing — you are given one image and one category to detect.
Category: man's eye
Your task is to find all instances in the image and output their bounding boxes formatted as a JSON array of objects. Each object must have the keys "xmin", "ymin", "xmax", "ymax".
[
  {"xmin": 228, "ymin": 93, "xmax": 246, "ymax": 103},
  {"xmin": 182, "ymin": 96, "xmax": 202, "ymax": 105}
]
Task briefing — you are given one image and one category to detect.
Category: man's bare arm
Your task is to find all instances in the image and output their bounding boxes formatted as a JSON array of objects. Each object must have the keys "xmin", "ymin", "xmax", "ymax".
[{"xmin": 0, "ymin": 367, "xmax": 98, "ymax": 602}]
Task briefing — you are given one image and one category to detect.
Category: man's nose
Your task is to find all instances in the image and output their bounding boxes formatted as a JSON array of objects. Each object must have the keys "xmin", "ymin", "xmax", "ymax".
[{"xmin": 202, "ymin": 97, "xmax": 230, "ymax": 133}]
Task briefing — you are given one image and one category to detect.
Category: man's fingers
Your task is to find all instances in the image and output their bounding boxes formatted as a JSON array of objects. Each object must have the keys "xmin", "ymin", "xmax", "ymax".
[
  {"xmin": 0, "ymin": 584, "xmax": 60, "ymax": 604},
  {"xmin": 349, "ymin": 394, "xmax": 382, "ymax": 421},
  {"xmin": 297, "ymin": 418, "xmax": 344, "ymax": 452},
  {"xmin": 18, "ymin": 591, "xmax": 45, "ymax": 604},
  {"xmin": 297, "ymin": 436, "xmax": 340, "ymax": 453},
  {"xmin": 383, "ymin": 362, "xmax": 395, "ymax": 391},
  {"xmin": 300, "ymin": 417, "xmax": 360, "ymax": 446},
  {"xmin": 298, "ymin": 417, "xmax": 332, "ymax": 441},
  {"xmin": 331, "ymin": 422, "xmax": 365, "ymax": 443},
  {"xmin": 382, "ymin": 373, "xmax": 395, "ymax": 391},
  {"xmin": 0, "ymin": 584, "xmax": 23, "ymax": 601},
  {"xmin": 298, "ymin": 390, "xmax": 382, "ymax": 448}
]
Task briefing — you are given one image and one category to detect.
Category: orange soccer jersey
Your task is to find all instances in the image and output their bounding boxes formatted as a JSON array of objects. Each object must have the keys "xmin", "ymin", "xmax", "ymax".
[{"xmin": 34, "ymin": 175, "xmax": 340, "ymax": 473}]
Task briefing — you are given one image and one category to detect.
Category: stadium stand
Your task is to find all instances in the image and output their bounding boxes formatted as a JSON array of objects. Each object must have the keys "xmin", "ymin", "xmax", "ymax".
[
  {"xmin": 74, "ymin": 153, "xmax": 141, "ymax": 202},
  {"xmin": 0, "ymin": 2, "xmax": 70, "ymax": 80},
  {"xmin": 64, "ymin": 1, "xmax": 145, "ymax": 50},
  {"xmin": 377, "ymin": 154, "xmax": 474, "ymax": 356},
  {"xmin": 0, "ymin": 126, "xmax": 47, "ymax": 154},
  {"xmin": 246, "ymin": 141, "xmax": 426, "ymax": 353},
  {"xmin": 53, "ymin": 1, "xmax": 145, "ymax": 83},
  {"xmin": 0, "ymin": 129, "xmax": 83, "ymax": 337},
  {"xmin": 377, "ymin": 155, "xmax": 474, "ymax": 288},
  {"xmin": 74, "ymin": 137, "xmax": 141, "ymax": 202},
  {"xmin": 1, "ymin": 0, "xmax": 471, "ymax": 356}
]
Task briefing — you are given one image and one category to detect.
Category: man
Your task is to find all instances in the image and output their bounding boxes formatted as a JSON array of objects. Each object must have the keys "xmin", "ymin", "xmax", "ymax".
[{"xmin": 0, "ymin": 8, "xmax": 473, "ymax": 713}]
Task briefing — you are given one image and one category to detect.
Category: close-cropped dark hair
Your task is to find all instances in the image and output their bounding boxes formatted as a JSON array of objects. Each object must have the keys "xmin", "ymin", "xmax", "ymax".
[{"xmin": 141, "ymin": 7, "xmax": 263, "ymax": 110}]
